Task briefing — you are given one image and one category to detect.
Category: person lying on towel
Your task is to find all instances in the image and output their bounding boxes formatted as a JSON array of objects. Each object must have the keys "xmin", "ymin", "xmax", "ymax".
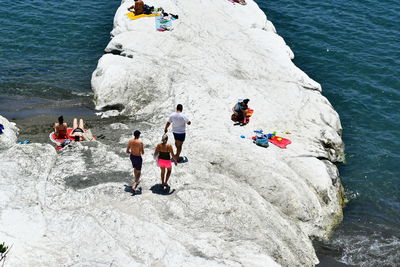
[
  {"xmin": 128, "ymin": 0, "xmax": 144, "ymax": 15},
  {"xmin": 234, "ymin": 0, "xmax": 247, "ymax": 5}
]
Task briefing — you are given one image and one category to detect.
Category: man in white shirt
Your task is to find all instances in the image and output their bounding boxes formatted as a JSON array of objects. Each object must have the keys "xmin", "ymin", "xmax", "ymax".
[{"xmin": 164, "ymin": 104, "xmax": 191, "ymax": 161}]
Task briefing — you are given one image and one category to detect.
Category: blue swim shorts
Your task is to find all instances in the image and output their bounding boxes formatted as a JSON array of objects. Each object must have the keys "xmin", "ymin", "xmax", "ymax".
[
  {"xmin": 130, "ymin": 155, "xmax": 143, "ymax": 170},
  {"xmin": 173, "ymin": 132, "xmax": 186, "ymax": 142}
]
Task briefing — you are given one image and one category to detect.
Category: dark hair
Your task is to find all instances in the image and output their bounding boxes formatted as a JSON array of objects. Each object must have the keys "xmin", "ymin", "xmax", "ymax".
[
  {"xmin": 176, "ymin": 104, "xmax": 183, "ymax": 111},
  {"xmin": 58, "ymin": 116, "xmax": 64, "ymax": 124},
  {"xmin": 243, "ymin": 99, "xmax": 249, "ymax": 104},
  {"xmin": 134, "ymin": 130, "xmax": 141, "ymax": 137},
  {"xmin": 74, "ymin": 135, "xmax": 80, "ymax": 142}
]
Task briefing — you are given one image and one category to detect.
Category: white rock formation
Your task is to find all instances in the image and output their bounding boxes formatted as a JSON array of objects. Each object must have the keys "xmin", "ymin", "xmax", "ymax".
[
  {"xmin": 0, "ymin": 0, "xmax": 344, "ymax": 266},
  {"xmin": 90, "ymin": 0, "xmax": 345, "ymax": 265},
  {"xmin": 0, "ymin": 115, "xmax": 18, "ymax": 150}
]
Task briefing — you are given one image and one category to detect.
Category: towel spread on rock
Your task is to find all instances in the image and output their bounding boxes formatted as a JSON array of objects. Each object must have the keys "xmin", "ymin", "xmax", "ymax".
[
  {"xmin": 155, "ymin": 15, "xmax": 173, "ymax": 31},
  {"xmin": 126, "ymin": 12, "xmax": 160, "ymax": 20},
  {"xmin": 49, "ymin": 128, "xmax": 96, "ymax": 150},
  {"xmin": 268, "ymin": 136, "xmax": 291, "ymax": 149}
]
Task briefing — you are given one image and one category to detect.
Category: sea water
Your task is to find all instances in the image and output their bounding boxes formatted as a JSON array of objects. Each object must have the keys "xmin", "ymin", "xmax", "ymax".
[
  {"xmin": 0, "ymin": 0, "xmax": 118, "ymax": 100},
  {"xmin": 0, "ymin": 0, "xmax": 399, "ymax": 266},
  {"xmin": 258, "ymin": 0, "xmax": 400, "ymax": 265}
]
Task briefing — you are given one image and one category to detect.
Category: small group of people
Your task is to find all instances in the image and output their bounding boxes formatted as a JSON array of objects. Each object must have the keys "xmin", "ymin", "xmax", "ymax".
[
  {"xmin": 231, "ymin": 98, "xmax": 252, "ymax": 126},
  {"xmin": 54, "ymin": 116, "xmax": 88, "ymax": 143},
  {"xmin": 126, "ymin": 104, "xmax": 191, "ymax": 191}
]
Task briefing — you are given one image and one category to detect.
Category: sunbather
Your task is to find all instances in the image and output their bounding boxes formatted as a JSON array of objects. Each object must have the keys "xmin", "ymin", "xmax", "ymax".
[
  {"xmin": 70, "ymin": 118, "xmax": 85, "ymax": 142},
  {"xmin": 128, "ymin": 0, "xmax": 144, "ymax": 15},
  {"xmin": 234, "ymin": 0, "xmax": 247, "ymax": 5},
  {"xmin": 54, "ymin": 116, "xmax": 68, "ymax": 139}
]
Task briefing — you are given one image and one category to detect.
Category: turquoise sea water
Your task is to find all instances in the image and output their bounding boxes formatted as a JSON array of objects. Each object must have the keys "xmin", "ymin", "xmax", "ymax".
[
  {"xmin": 0, "ymin": 0, "xmax": 117, "ymax": 99},
  {"xmin": 0, "ymin": 0, "xmax": 399, "ymax": 266},
  {"xmin": 259, "ymin": 0, "xmax": 400, "ymax": 265}
]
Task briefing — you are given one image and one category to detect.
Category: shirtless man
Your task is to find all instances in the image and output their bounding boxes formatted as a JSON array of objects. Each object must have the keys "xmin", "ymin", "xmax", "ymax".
[
  {"xmin": 126, "ymin": 130, "xmax": 144, "ymax": 190},
  {"xmin": 127, "ymin": 0, "xmax": 144, "ymax": 15},
  {"xmin": 54, "ymin": 116, "xmax": 68, "ymax": 139}
]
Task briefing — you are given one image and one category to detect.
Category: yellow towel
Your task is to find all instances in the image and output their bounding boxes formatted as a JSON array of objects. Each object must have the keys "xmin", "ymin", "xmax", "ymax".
[{"xmin": 126, "ymin": 12, "xmax": 160, "ymax": 20}]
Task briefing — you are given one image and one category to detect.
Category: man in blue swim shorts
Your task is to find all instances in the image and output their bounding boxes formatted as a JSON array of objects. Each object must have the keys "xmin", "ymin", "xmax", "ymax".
[
  {"xmin": 164, "ymin": 104, "xmax": 191, "ymax": 161},
  {"xmin": 126, "ymin": 130, "xmax": 144, "ymax": 190}
]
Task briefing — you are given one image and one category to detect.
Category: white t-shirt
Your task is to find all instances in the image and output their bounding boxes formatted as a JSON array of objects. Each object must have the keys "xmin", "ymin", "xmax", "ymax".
[{"xmin": 168, "ymin": 112, "xmax": 190, "ymax": 134}]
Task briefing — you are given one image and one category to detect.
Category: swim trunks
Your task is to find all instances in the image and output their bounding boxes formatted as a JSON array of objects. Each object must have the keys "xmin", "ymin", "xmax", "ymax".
[
  {"xmin": 158, "ymin": 158, "xmax": 172, "ymax": 168},
  {"xmin": 72, "ymin": 128, "xmax": 84, "ymax": 133},
  {"xmin": 173, "ymin": 132, "xmax": 186, "ymax": 142},
  {"xmin": 130, "ymin": 155, "xmax": 143, "ymax": 170}
]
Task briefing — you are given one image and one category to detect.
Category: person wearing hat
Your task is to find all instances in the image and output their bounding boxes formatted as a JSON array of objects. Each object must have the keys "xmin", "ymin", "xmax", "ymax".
[
  {"xmin": 126, "ymin": 130, "xmax": 144, "ymax": 190},
  {"xmin": 154, "ymin": 134, "xmax": 177, "ymax": 189}
]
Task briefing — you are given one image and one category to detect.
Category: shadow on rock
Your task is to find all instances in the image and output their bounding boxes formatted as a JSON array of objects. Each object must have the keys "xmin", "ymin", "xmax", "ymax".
[
  {"xmin": 150, "ymin": 184, "xmax": 175, "ymax": 195},
  {"xmin": 66, "ymin": 171, "xmax": 129, "ymax": 189},
  {"xmin": 124, "ymin": 184, "xmax": 142, "ymax": 196}
]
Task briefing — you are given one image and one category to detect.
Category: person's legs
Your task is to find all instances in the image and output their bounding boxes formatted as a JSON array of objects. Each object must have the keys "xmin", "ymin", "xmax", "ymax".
[
  {"xmin": 79, "ymin": 119, "xmax": 84, "ymax": 129},
  {"xmin": 160, "ymin": 167, "xmax": 166, "ymax": 185},
  {"xmin": 238, "ymin": 111, "xmax": 245, "ymax": 123},
  {"xmin": 130, "ymin": 155, "xmax": 142, "ymax": 190},
  {"xmin": 175, "ymin": 140, "xmax": 183, "ymax": 158},
  {"xmin": 173, "ymin": 133, "xmax": 186, "ymax": 159},
  {"xmin": 165, "ymin": 167, "xmax": 172, "ymax": 185},
  {"xmin": 133, "ymin": 169, "xmax": 141, "ymax": 190},
  {"xmin": 73, "ymin": 118, "xmax": 78, "ymax": 129}
]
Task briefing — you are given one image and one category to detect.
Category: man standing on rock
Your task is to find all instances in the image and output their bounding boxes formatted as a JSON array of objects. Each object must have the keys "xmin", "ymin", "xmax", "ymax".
[
  {"xmin": 126, "ymin": 130, "xmax": 144, "ymax": 191},
  {"xmin": 164, "ymin": 104, "xmax": 191, "ymax": 162}
]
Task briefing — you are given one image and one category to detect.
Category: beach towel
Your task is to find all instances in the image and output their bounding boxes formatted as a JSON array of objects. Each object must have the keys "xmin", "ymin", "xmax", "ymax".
[
  {"xmin": 268, "ymin": 136, "xmax": 291, "ymax": 149},
  {"xmin": 155, "ymin": 15, "xmax": 173, "ymax": 31},
  {"xmin": 126, "ymin": 12, "xmax": 160, "ymax": 20}
]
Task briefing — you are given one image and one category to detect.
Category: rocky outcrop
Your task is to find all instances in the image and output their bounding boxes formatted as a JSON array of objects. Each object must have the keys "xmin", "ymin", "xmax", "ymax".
[
  {"xmin": 0, "ymin": 115, "xmax": 18, "ymax": 150},
  {"xmin": 90, "ymin": 0, "xmax": 345, "ymax": 265}
]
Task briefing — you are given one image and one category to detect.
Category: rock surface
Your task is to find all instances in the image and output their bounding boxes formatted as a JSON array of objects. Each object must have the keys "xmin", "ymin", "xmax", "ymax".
[
  {"xmin": 0, "ymin": 115, "xmax": 18, "ymax": 150},
  {"xmin": 0, "ymin": 0, "xmax": 344, "ymax": 266}
]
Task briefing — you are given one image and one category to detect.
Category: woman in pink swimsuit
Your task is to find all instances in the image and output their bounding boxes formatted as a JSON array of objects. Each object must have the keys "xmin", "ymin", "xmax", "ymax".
[{"xmin": 154, "ymin": 134, "xmax": 177, "ymax": 189}]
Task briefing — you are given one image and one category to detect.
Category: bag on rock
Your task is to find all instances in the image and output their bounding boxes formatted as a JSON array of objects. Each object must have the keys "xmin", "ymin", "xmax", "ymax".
[
  {"xmin": 231, "ymin": 113, "xmax": 238, "ymax": 122},
  {"xmin": 255, "ymin": 135, "xmax": 269, "ymax": 148}
]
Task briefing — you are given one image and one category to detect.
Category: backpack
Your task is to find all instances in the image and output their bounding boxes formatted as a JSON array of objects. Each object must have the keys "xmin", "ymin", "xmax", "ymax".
[
  {"xmin": 231, "ymin": 113, "xmax": 239, "ymax": 122},
  {"xmin": 254, "ymin": 134, "xmax": 269, "ymax": 148}
]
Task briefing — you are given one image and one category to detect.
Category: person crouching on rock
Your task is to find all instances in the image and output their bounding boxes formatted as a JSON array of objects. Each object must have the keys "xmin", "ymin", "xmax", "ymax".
[
  {"xmin": 54, "ymin": 115, "xmax": 68, "ymax": 139},
  {"xmin": 69, "ymin": 118, "xmax": 85, "ymax": 142},
  {"xmin": 127, "ymin": 0, "xmax": 144, "ymax": 15},
  {"xmin": 231, "ymin": 99, "xmax": 250, "ymax": 126},
  {"xmin": 154, "ymin": 134, "xmax": 177, "ymax": 190},
  {"xmin": 126, "ymin": 130, "xmax": 144, "ymax": 191}
]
